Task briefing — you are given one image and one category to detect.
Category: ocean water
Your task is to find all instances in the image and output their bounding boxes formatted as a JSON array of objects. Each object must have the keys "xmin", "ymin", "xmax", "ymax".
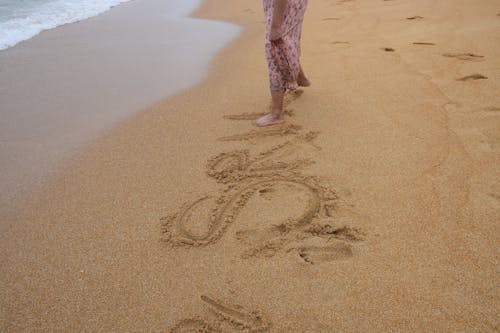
[
  {"xmin": 0, "ymin": 0, "xmax": 203, "ymax": 50},
  {"xmin": 0, "ymin": 0, "xmax": 129, "ymax": 49}
]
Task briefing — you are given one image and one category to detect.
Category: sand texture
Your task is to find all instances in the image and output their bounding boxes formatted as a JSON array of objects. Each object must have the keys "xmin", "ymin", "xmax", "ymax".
[{"xmin": 1, "ymin": 0, "xmax": 499, "ymax": 331}]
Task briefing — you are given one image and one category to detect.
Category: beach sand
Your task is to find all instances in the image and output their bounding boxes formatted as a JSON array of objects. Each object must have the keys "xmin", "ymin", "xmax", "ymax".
[
  {"xmin": 1, "ymin": 0, "xmax": 499, "ymax": 331},
  {"xmin": 0, "ymin": 0, "xmax": 239, "ymax": 220}
]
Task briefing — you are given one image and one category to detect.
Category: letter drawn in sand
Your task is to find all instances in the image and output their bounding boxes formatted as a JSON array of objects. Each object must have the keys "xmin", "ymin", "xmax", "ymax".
[
  {"xmin": 170, "ymin": 296, "xmax": 271, "ymax": 333},
  {"xmin": 218, "ymin": 124, "xmax": 302, "ymax": 142},
  {"xmin": 170, "ymin": 317, "xmax": 216, "ymax": 333},
  {"xmin": 162, "ymin": 90, "xmax": 365, "ymax": 259},
  {"xmin": 162, "ymin": 130, "xmax": 364, "ymax": 258},
  {"xmin": 201, "ymin": 295, "xmax": 271, "ymax": 332},
  {"xmin": 164, "ymin": 133, "xmax": 323, "ymax": 245},
  {"xmin": 162, "ymin": 174, "xmax": 330, "ymax": 249}
]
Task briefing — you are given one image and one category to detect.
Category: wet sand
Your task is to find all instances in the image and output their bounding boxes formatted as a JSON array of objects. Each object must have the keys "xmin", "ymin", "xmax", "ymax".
[
  {"xmin": 0, "ymin": 0, "xmax": 239, "ymax": 220},
  {"xmin": 1, "ymin": 0, "xmax": 499, "ymax": 331}
]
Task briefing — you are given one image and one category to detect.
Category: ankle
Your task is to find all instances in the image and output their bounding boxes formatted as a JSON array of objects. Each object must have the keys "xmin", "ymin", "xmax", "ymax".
[{"xmin": 271, "ymin": 109, "xmax": 283, "ymax": 118}]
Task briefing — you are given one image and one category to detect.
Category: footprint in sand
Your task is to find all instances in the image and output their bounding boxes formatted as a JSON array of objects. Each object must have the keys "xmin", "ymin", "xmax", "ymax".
[
  {"xmin": 284, "ymin": 89, "xmax": 304, "ymax": 105},
  {"xmin": 457, "ymin": 74, "xmax": 488, "ymax": 81},
  {"xmin": 413, "ymin": 42, "xmax": 436, "ymax": 46},
  {"xmin": 382, "ymin": 47, "xmax": 395, "ymax": 52},
  {"xmin": 296, "ymin": 243, "xmax": 354, "ymax": 264},
  {"xmin": 482, "ymin": 106, "xmax": 500, "ymax": 113},
  {"xmin": 442, "ymin": 52, "xmax": 485, "ymax": 61},
  {"xmin": 406, "ymin": 15, "xmax": 424, "ymax": 20},
  {"xmin": 487, "ymin": 182, "xmax": 500, "ymax": 201}
]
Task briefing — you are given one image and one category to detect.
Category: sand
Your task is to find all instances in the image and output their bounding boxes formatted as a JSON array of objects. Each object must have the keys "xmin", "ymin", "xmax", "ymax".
[
  {"xmin": 1, "ymin": 0, "xmax": 499, "ymax": 331},
  {"xmin": 0, "ymin": 0, "xmax": 239, "ymax": 220}
]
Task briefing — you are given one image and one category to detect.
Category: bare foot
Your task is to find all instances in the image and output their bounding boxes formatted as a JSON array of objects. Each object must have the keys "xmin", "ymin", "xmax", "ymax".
[
  {"xmin": 254, "ymin": 113, "xmax": 285, "ymax": 127},
  {"xmin": 297, "ymin": 75, "xmax": 311, "ymax": 87}
]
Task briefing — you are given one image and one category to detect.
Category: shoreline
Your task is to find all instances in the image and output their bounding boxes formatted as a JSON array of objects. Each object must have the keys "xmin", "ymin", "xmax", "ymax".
[
  {"xmin": 1, "ymin": 0, "xmax": 498, "ymax": 331},
  {"xmin": 0, "ymin": 0, "xmax": 134, "ymax": 51},
  {"xmin": 0, "ymin": 0, "xmax": 240, "ymax": 221}
]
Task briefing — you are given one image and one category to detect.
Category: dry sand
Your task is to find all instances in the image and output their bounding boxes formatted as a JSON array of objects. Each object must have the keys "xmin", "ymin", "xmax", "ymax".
[{"xmin": 1, "ymin": 0, "xmax": 499, "ymax": 331}]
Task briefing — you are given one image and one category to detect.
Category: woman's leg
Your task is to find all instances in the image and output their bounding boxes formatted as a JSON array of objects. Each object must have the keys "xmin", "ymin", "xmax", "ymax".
[
  {"xmin": 255, "ymin": 90, "xmax": 285, "ymax": 127},
  {"xmin": 297, "ymin": 65, "xmax": 311, "ymax": 87}
]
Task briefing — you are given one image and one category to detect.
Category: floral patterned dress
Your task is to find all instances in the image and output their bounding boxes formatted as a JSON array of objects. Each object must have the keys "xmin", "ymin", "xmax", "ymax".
[{"xmin": 263, "ymin": 0, "xmax": 308, "ymax": 92}]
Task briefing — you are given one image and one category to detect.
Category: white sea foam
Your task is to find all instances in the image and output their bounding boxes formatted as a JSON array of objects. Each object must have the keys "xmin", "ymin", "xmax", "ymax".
[{"xmin": 0, "ymin": 0, "xmax": 135, "ymax": 50}]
